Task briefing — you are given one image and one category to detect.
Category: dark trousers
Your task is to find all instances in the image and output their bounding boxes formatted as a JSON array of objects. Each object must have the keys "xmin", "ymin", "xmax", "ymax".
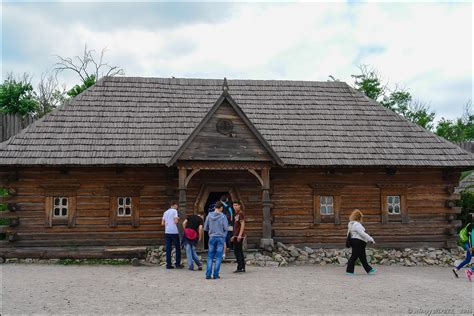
[
  {"xmin": 233, "ymin": 238, "xmax": 245, "ymax": 271},
  {"xmin": 165, "ymin": 233, "xmax": 181, "ymax": 268},
  {"xmin": 346, "ymin": 238, "xmax": 372, "ymax": 273}
]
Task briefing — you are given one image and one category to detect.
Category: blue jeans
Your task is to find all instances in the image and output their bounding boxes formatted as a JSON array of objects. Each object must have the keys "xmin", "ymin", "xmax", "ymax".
[
  {"xmin": 165, "ymin": 233, "xmax": 181, "ymax": 268},
  {"xmin": 206, "ymin": 236, "xmax": 225, "ymax": 278},
  {"xmin": 456, "ymin": 242, "xmax": 473, "ymax": 270},
  {"xmin": 185, "ymin": 243, "xmax": 202, "ymax": 270}
]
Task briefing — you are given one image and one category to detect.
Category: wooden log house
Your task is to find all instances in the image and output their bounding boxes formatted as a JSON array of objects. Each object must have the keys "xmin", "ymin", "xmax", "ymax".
[{"xmin": 0, "ymin": 77, "xmax": 472, "ymax": 259}]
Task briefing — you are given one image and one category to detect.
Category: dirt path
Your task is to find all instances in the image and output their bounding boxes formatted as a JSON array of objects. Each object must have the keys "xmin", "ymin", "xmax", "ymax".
[{"xmin": 1, "ymin": 263, "xmax": 472, "ymax": 314}]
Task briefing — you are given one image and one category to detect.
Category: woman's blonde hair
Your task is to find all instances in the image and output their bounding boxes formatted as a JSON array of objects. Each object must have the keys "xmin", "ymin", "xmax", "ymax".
[{"xmin": 349, "ymin": 209, "xmax": 363, "ymax": 222}]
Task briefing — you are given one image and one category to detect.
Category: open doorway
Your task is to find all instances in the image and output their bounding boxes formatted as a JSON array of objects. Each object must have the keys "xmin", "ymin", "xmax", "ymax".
[{"xmin": 203, "ymin": 191, "xmax": 228, "ymax": 249}]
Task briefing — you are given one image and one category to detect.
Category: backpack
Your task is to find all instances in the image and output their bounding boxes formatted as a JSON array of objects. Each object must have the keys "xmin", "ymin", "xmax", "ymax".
[
  {"xmin": 459, "ymin": 225, "xmax": 469, "ymax": 244},
  {"xmin": 458, "ymin": 224, "xmax": 472, "ymax": 247}
]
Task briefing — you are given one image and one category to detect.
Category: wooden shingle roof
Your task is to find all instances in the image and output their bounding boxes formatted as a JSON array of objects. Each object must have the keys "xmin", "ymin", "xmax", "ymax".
[{"xmin": 0, "ymin": 76, "xmax": 472, "ymax": 167}]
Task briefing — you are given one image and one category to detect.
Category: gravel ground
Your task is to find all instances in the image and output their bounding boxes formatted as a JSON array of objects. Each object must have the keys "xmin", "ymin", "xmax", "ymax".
[{"xmin": 1, "ymin": 263, "xmax": 473, "ymax": 315}]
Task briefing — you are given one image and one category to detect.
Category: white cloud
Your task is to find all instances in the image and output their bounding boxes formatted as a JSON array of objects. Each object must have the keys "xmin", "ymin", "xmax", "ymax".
[{"xmin": 2, "ymin": 2, "xmax": 472, "ymax": 120}]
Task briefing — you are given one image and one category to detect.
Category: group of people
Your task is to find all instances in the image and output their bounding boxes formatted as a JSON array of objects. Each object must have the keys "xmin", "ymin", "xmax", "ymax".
[
  {"xmin": 163, "ymin": 200, "xmax": 473, "ymax": 281},
  {"xmin": 161, "ymin": 195, "xmax": 246, "ymax": 279}
]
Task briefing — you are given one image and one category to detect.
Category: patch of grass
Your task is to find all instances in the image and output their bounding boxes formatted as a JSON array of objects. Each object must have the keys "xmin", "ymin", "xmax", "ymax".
[{"xmin": 57, "ymin": 258, "xmax": 132, "ymax": 265}]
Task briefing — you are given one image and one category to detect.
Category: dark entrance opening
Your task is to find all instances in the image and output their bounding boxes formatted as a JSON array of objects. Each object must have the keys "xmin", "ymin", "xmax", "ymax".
[{"xmin": 203, "ymin": 191, "xmax": 228, "ymax": 249}]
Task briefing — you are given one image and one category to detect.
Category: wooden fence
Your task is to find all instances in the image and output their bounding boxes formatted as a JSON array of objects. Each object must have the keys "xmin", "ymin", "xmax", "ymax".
[{"xmin": 0, "ymin": 113, "xmax": 35, "ymax": 142}]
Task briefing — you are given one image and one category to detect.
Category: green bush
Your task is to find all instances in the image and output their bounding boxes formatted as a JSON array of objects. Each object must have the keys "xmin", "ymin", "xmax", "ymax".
[
  {"xmin": 457, "ymin": 190, "xmax": 474, "ymax": 229},
  {"xmin": 0, "ymin": 187, "xmax": 8, "ymax": 240},
  {"xmin": 0, "ymin": 218, "xmax": 10, "ymax": 225},
  {"xmin": 0, "ymin": 188, "xmax": 8, "ymax": 197}
]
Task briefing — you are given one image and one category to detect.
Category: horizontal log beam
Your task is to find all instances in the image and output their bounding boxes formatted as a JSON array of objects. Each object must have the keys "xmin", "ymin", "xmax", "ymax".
[{"xmin": 0, "ymin": 246, "xmax": 147, "ymax": 259}]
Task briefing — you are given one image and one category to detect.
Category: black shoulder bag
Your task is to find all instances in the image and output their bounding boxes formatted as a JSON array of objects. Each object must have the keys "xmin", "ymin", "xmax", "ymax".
[
  {"xmin": 345, "ymin": 232, "xmax": 352, "ymax": 248},
  {"xmin": 345, "ymin": 223, "xmax": 352, "ymax": 248}
]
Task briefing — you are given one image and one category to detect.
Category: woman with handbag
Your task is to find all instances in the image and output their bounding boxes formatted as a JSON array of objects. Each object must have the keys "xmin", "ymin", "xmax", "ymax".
[{"xmin": 346, "ymin": 209, "xmax": 377, "ymax": 275}]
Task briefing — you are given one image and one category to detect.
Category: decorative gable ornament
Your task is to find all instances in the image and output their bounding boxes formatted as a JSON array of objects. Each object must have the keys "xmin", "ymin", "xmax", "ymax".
[{"xmin": 216, "ymin": 119, "xmax": 233, "ymax": 135}]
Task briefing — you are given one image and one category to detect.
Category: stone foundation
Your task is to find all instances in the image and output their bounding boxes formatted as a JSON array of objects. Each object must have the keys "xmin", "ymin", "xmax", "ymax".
[
  {"xmin": 144, "ymin": 243, "xmax": 472, "ymax": 268},
  {"xmin": 245, "ymin": 242, "xmax": 469, "ymax": 268}
]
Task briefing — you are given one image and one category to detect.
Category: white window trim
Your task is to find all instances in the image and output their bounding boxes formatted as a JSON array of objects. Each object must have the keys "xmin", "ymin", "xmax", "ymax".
[
  {"xmin": 53, "ymin": 197, "xmax": 68, "ymax": 218},
  {"xmin": 320, "ymin": 195, "xmax": 334, "ymax": 215},
  {"xmin": 387, "ymin": 195, "xmax": 401, "ymax": 215},
  {"xmin": 117, "ymin": 196, "xmax": 132, "ymax": 217}
]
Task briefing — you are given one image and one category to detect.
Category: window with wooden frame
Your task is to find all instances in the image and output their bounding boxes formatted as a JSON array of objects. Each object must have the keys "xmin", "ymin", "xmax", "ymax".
[
  {"xmin": 378, "ymin": 184, "xmax": 409, "ymax": 224},
  {"xmin": 41, "ymin": 184, "xmax": 80, "ymax": 227},
  {"xmin": 53, "ymin": 197, "xmax": 69, "ymax": 217},
  {"xmin": 310, "ymin": 184, "xmax": 344, "ymax": 224},
  {"xmin": 387, "ymin": 195, "xmax": 401, "ymax": 215},
  {"xmin": 106, "ymin": 185, "xmax": 143, "ymax": 227},
  {"xmin": 117, "ymin": 197, "xmax": 132, "ymax": 217},
  {"xmin": 319, "ymin": 196, "xmax": 334, "ymax": 215}
]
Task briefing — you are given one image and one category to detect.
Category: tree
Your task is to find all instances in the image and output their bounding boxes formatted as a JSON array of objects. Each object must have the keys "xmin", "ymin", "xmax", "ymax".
[
  {"xmin": 457, "ymin": 190, "xmax": 474, "ymax": 229},
  {"xmin": 350, "ymin": 65, "xmax": 436, "ymax": 131},
  {"xmin": 351, "ymin": 65, "xmax": 386, "ymax": 102},
  {"xmin": 36, "ymin": 72, "xmax": 67, "ymax": 117},
  {"xmin": 435, "ymin": 101, "xmax": 473, "ymax": 143},
  {"xmin": 0, "ymin": 73, "xmax": 39, "ymax": 116},
  {"xmin": 67, "ymin": 74, "xmax": 96, "ymax": 97},
  {"xmin": 403, "ymin": 101, "xmax": 436, "ymax": 131},
  {"xmin": 54, "ymin": 45, "xmax": 124, "ymax": 97},
  {"xmin": 381, "ymin": 89, "xmax": 412, "ymax": 112}
]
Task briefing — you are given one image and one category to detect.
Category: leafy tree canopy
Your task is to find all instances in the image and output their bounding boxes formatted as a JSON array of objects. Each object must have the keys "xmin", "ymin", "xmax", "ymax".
[
  {"xmin": 0, "ymin": 73, "xmax": 39, "ymax": 116},
  {"xmin": 435, "ymin": 102, "xmax": 473, "ymax": 142},
  {"xmin": 67, "ymin": 74, "xmax": 96, "ymax": 97},
  {"xmin": 350, "ymin": 65, "xmax": 436, "ymax": 131}
]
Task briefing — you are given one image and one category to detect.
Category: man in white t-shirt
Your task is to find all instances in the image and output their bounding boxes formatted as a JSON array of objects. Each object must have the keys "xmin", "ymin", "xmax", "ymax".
[{"xmin": 161, "ymin": 201, "xmax": 182, "ymax": 269}]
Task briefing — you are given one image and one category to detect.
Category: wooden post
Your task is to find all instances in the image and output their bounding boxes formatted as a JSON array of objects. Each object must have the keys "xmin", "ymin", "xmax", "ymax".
[
  {"xmin": 178, "ymin": 167, "xmax": 187, "ymax": 237},
  {"xmin": 260, "ymin": 167, "xmax": 274, "ymax": 250}
]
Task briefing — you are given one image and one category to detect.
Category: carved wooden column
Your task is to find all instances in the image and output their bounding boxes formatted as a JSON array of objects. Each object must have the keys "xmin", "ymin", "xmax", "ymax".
[
  {"xmin": 177, "ymin": 167, "xmax": 201, "ymax": 237},
  {"xmin": 178, "ymin": 167, "xmax": 187, "ymax": 237},
  {"xmin": 260, "ymin": 167, "xmax": 274, "ymax": 250}
]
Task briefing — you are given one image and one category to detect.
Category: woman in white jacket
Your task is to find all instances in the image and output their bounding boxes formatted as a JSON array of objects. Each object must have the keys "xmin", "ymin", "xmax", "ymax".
[{"xmin": 346, "ymin": 209, "xmax": 377, "ymax": 275}]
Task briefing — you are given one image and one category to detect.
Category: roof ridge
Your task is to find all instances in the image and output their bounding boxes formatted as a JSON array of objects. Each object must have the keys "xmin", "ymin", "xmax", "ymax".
[{"xmin": 103, "ymin": 76, "xmax": 348, "ymax": 86}]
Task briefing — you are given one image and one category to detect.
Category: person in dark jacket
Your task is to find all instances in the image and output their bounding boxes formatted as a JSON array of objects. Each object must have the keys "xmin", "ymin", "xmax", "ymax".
[{"xmin": 220, "ymin": 195, "xmax": 234, "ymax": 258}]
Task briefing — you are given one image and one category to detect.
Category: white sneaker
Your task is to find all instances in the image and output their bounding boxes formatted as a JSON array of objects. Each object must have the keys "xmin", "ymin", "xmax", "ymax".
[{"xmin": 222, "ymin": 254, "xmax": 226, "ymax": 260}]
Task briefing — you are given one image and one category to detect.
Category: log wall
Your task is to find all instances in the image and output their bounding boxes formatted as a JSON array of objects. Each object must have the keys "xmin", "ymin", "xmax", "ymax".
[{"xmin": 0, "ymin": 166, "xmax": 462, "ymax": 256}]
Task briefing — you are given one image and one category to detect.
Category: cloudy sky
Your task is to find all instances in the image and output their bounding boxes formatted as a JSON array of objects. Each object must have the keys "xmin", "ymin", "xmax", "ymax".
[{"xmin": 1, "ymin": 1, "xmax": 472, "ymax": 120}]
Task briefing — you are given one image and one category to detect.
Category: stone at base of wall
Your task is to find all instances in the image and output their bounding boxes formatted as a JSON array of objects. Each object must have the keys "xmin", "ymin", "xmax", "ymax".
[
  {"xmin": 144, "ymin": 242, "xmax": 472, "ymax": 268},
  {"xmin": 260, "ymin": 238, "xmax": 274, "ymax": 251}
]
